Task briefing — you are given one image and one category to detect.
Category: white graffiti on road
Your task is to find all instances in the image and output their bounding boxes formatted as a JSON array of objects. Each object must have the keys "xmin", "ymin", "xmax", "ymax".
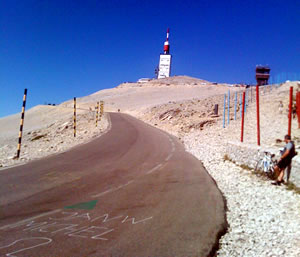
[
  {"xmin": 0, "ymin": 210, "xmax": 153, "ymax": 255},
  {"xmin": 0, "ymin": 237, "xmax": 52, "ymax": 257}
]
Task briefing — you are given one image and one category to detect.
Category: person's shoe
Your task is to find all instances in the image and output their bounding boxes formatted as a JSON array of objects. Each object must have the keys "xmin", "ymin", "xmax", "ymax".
[{"xmin": 271, "ymin": 181, "xmax": 281, "ymax": 186}]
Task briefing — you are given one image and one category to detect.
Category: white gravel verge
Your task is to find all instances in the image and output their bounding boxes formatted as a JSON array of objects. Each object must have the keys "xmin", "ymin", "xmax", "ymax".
[{"xmin": 184, "ymin": 132, "xmax": 300, "ymax": 257}]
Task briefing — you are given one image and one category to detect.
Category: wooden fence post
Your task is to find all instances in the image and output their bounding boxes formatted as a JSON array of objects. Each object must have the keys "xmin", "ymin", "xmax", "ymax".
[
  {"xmin": 16, "ymin": 88, "xmax": 28, "ymax": 158},
  {"xmin": 73, "ymin": 97, "xmax": 76, "ymax": 137},
  {"xmin": 96, "ymin": 102, "xmax": 99, "ymax": 127}
]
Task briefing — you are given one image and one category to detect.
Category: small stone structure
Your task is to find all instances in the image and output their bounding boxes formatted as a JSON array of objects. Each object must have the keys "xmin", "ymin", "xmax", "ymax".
[{"xmin": 225, "ymin": 141, "xmax": 300, "ymax": 186}]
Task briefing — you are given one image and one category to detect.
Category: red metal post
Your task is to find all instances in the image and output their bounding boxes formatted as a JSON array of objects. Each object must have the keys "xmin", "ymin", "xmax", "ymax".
[
  {"xmin": 256, "ymin": 85, "xmax": 260, "ymax": 146},
  {"xmin": 288, "ymin": 87, "xmax": 293, "ymax": 136},
  {"xmin": 241, "ymin": 92, "xmax": 246, "ymax": 142}
]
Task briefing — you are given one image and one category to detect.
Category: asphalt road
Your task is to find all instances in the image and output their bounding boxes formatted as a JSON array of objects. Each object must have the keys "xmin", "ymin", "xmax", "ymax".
[{"xmin": 0, "ymin": 113, "xmax": 226, "ymax": 257}]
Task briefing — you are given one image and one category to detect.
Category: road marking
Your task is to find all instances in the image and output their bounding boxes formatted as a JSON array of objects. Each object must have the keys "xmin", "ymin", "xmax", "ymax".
[
  {"xmin": 169, "ymin": 136, "xmax": 176, "ymax": 153},
  {"xmin": 0, "ymin": 209, "xmax": 61, "ymax": 231},
  {"xmin": 147, "ymin": 136, "xmax": 176, "ymax": 174},
  {"xmin": 165, "ymin": 153, "xmax": 172, "ymax": 162},
  {"xmin": 92, "ymin": 135, "xmax": 176, "ymax": 196},
  {"xmin": 119, "ymin": 180, "xmax": 133, "ymax": 187},
  {"xmin": 146, "ymin": 163, "xmax": 163, "ymax": 174},
  {"xmin": 92, "ymin": 188, "xmax": 114, "ymax": 198},
  {"xmin": 92, "ymin": 180, "xmax": 134, "ymax": 198}
]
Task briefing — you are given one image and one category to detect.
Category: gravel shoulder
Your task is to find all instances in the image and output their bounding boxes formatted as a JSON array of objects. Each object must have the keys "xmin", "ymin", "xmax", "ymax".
[{"xmin": 184, "ymin": 130, "xmax": 300, "ymax": 257}]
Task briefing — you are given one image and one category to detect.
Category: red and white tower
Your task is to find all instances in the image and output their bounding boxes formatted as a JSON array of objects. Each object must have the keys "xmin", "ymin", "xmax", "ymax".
[
  {"xmin": 158, "ymin": 28, "xmax": 172, "ymax": 79},
  {"xmin": 163, "ymin": 28, "xmax": 170, "ymax": 54}
]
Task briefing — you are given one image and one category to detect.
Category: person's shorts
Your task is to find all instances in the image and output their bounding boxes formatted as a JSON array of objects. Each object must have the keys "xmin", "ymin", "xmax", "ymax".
[{"xmin": 277, "ymin": 157, "xmax": 292, "ymax": 169}]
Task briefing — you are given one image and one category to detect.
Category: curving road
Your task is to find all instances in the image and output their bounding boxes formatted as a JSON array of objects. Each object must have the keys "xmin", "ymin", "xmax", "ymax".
[{"xmin": 0, "ymin": 113, "xmax": 226, "ymax": 257}]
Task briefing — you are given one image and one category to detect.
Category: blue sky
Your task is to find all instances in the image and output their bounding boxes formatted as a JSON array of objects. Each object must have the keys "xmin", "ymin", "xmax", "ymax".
[{"xmin": 0, "ymin": 0, "xmax": 299, "ymax": 117}]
